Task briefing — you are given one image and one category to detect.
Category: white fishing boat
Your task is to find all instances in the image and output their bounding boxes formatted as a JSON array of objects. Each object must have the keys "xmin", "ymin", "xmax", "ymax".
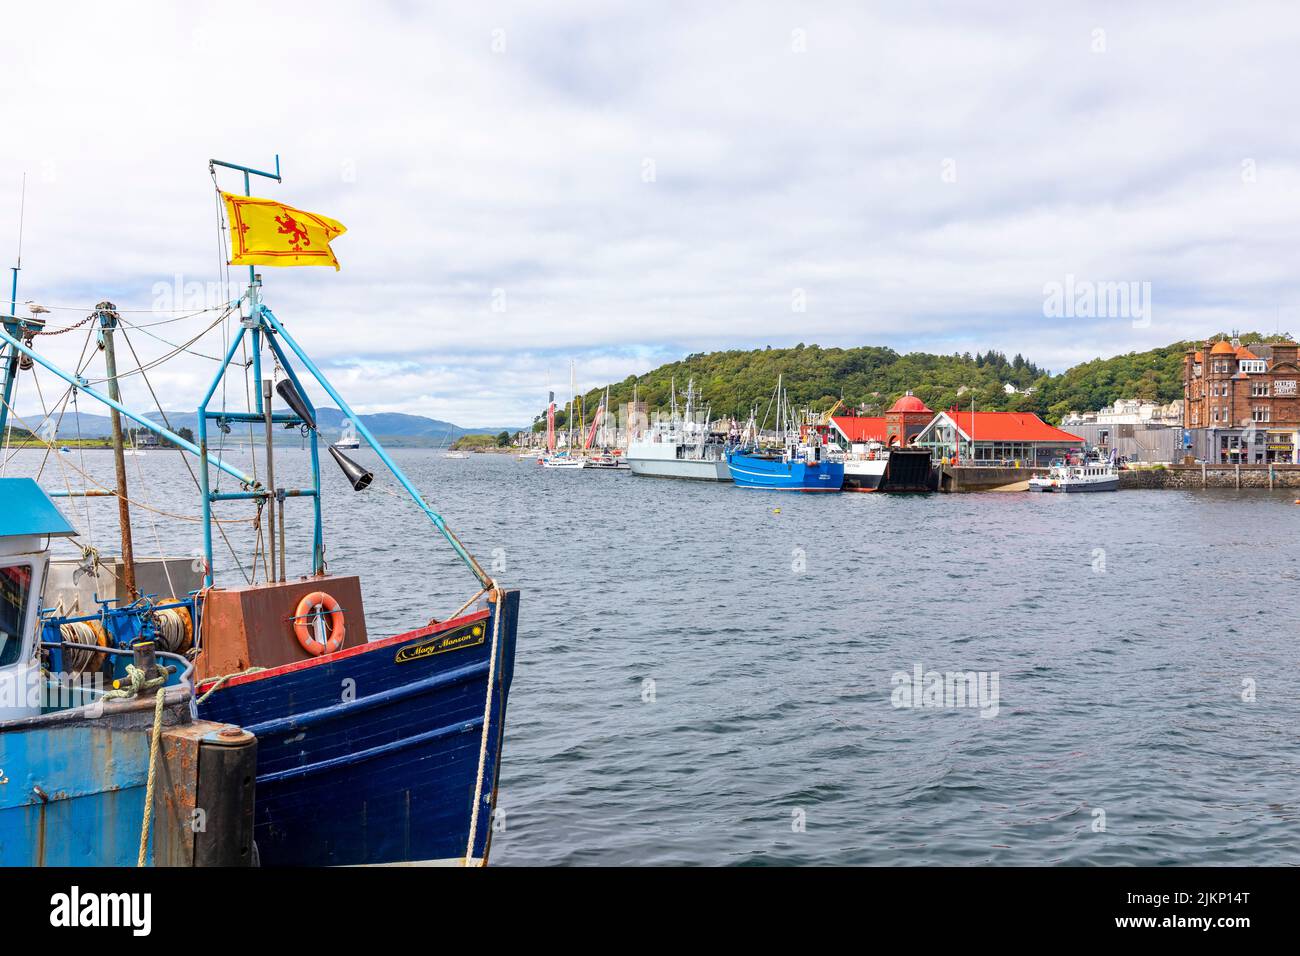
[
  {"xmin": 626, "ymin": 378, "xmax": 731, "ymax": 481},
  {"xmin": 1028, "ymin": 457, "xmax": 1120, "ymax": 493},
  {"xmin": 332, "ymin": 437, "xmax": 360, "ymax": 450},
  {"xmin": 444, "ymin": 450, "xmax": 468, "ymax": 459}
]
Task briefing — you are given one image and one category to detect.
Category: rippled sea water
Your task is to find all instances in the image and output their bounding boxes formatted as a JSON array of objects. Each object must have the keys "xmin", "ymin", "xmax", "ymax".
[{"xmin": 9, "ymin": 447, "xmax": 1299, "ymax": 865}]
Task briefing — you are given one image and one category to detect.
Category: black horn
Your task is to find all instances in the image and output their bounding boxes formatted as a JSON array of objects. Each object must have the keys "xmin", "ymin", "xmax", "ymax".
[
  {"xmin": 275, "ymin": 377, "xmax": 316, "ymax": 429},
  {"xmin": 329, "ymin": 444, "xmax": 373, "ymax": 491}
]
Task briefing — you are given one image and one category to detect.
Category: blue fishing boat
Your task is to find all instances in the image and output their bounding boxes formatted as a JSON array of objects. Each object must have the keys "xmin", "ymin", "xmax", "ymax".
[
  {"xmin": 725, "ymin": 375, "xmax": 845, "ymax": 492},
  {"xmin": 0, "ymin": 155, "xmax": 520, "ymax": 866},
  {"xmin": 0, "ymin": 479, "xmax": 257, "ymax": 867},
  {"xmin": 726, "ymin": 446, "xmax": 845, "ymax": 492}
]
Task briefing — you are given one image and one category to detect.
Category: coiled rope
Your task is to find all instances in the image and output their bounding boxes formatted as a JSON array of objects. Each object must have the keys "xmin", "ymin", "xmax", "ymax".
[
  {"xmin": 57, "ymin": 619, "xmax": 109, "ymax": 677},
  {"xmin": 463, "ymin": 581, "xmax": 503, "ymax": 867},
  {"xmin": 150, "ymin": 606, "xmax": 193, "ymax": 655}
]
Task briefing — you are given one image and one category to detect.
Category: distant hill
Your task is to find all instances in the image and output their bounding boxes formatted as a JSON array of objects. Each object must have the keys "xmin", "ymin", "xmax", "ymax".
[
  {"xmin": 545, "ymin": 332, "xmax": 1291, "ymax": 427},
  {"xmin": 6, "ymin": 407, "xmax": 523, "ymax": 447}
]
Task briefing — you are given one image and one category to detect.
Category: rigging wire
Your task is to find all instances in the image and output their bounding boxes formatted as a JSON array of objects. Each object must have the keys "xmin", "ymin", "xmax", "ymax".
[
  {"xmin": 0, "ymin": 400, "xmax": 258, "ymax": 526},
  {"xmin": 117, "ymin": 325, "xmax": 254, "ymax": 585}
]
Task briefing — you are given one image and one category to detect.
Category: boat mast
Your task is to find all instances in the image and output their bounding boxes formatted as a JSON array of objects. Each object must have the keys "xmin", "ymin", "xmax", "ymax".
[
  {"xmin": 777, "ymin": 374, "xmax": 784, "ymax": 446},
  {"xmin": 0, "ymin": 174, "xmax": 26, "ymax": 443},
  {"xmin": 93, "ymin": 302, "xmax": 138, "ymax": 598}
]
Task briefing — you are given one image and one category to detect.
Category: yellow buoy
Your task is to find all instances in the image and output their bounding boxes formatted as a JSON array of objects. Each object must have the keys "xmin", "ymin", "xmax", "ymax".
[{"xmin": 772, "ymin": 508, "xmax": 781, "ymax": 514}]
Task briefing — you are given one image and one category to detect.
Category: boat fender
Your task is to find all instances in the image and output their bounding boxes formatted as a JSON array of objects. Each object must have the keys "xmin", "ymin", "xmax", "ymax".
[{"xmin": 293, "ymin": 591, "xmax": 346, "ymax": 656}]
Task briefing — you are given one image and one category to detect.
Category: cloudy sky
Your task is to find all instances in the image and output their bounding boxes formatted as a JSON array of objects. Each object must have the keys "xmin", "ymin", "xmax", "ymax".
[{"xmin": 4, "ymin": 1, "xmax": 1300, "ymax": 426}]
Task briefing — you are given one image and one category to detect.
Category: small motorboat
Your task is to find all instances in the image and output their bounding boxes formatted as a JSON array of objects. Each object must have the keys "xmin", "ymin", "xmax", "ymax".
[{"xmin": 1028, "ymin": 457, "xmax": 1120, "ymax": 493}]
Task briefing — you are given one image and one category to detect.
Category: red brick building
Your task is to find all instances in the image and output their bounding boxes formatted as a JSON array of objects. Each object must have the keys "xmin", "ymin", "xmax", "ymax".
[
  {"xmin": 830, "ymin": 392, "xmax": 935, "ymax": 451},
  {"xmin": 1183, "ymin": 336, "xmax": 1300, "ymax": 463},
  {"xmin": 883, "ymin": 393, "xmax": 935, "ymax": 447}
]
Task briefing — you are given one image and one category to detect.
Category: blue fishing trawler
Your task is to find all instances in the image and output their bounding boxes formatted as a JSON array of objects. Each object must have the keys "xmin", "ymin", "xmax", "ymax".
[
  {"xmin": 0, "ymin": 479, "xmax": 257, "ymax": 866},
  {"xmin": 0, "ymin": 155, "xmax": 520, "ymax": 866},
  {"xmin": 725, "ymin": 375, "xmax": 845, "ymax": 492},
  {"xmin": 726, "ymin": 446, "xmax": 845, "ymax": 492}
]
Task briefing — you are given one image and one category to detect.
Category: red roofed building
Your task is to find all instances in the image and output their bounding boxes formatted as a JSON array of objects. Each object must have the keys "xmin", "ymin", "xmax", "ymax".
[
  {"xmin": 829, "ymin": 414, "xmax": 887, "ymax": 445},
  {"xmin": 830, "ymin": 392, "xmax": 934, "ymax": 451},
  {"xmin": 913, "ymin": 409, "xmax": 1084, "ymax": 466}
]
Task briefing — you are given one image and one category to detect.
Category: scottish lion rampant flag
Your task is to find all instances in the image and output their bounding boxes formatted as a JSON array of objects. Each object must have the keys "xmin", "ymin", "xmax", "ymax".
[{"xmin": 221, "ymin": 193, "xmax": 347, "ymax": 270}]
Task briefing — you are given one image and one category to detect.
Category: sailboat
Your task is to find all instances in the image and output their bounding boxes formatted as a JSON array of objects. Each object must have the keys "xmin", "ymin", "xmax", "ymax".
[
  {"xmin": 541, "ymin": 361, "xmax": 585, "ymax": 468},
  {"xmin": 0, "ymin": 155, "xmax": 520, "ymax": 867}
]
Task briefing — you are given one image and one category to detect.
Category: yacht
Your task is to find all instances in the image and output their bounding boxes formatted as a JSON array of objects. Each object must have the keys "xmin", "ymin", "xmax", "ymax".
[{"xmin": 1028, "ymin": 457, "xmax": 1120, "ymax": 493}]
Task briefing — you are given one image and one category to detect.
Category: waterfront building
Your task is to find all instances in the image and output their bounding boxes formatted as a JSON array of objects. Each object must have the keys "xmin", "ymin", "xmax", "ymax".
[
  {"xmin": 1061, "ymin": 398, "xmax": 1183, "ymax": 428},
  {"xmin": 882, "ymin": 392, "xmax": 935, "ymax": 447},
  {"xmin": 1061, "ymin": 399, "xmax": 1184, "ymax": 463},
  {"xmin": 829, "ymin": 412, "xmax": 886, "ymax": 452},
  {"xmin": 1182, "ymin": 336, "xmax": 1300, "ymax": 463},
  {"xmin": 829, "ymin": 392, "xmax": 934, "ymax": 453},
  {"xmin": 913, "ymin": 410, "xmax": 1084, "ymax": 466}
]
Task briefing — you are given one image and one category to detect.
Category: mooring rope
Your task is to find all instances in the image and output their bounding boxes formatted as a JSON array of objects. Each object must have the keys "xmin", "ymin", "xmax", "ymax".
[
  {"xmin": 195, "ymin": 666, "xmax": 267, "ymax": 705},
  {"xmin": 137, "ymin": 687, "xmax": 165, "ymax": 867},
  {"xmin": 462, "ymin": 580, "xmax": 503, "ymax": 867}
]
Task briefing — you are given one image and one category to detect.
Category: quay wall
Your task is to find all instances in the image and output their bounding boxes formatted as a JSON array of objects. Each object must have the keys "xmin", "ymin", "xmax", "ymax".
[
  {"xmin": 1119, "ymin": 464, "xmax": 1300, "ymax": 490},
  {"xmin": 937, "ymin": 465, "xmax": 1048, "ymax": 492}
]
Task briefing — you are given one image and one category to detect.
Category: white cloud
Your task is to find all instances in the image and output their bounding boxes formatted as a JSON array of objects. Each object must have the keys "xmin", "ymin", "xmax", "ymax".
[{"xmin": 5, "ymin": 1, "xmax": 1300, "ymax": 425}]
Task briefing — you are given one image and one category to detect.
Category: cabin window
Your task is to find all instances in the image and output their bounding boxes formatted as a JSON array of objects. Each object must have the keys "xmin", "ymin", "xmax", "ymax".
[{"xmin": 0, "ymin": 564, "xmax": 34, "ymax": 667}]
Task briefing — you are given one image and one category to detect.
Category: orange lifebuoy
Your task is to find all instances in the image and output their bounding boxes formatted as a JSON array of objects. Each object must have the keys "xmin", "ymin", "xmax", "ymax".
[{"xmin": 294, "ymin": 591, "xmax": 346, "ymax": 656}]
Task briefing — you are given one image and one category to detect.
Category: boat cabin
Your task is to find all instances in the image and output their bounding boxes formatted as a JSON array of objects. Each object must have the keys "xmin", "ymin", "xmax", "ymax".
[{"xmin": 0, "ymin": 478, "xmax": 77, "ymax": 720}]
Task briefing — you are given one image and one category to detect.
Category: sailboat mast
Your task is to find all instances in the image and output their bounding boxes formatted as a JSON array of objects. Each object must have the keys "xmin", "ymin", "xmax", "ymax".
[{"xmin": 94, "ymin": 302, "xmax": 137, "ymax": 598}]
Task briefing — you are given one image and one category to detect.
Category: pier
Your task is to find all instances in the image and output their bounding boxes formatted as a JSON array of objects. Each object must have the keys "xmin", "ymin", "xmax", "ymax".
[{"xmin": 937, "ymin": 464, "xmax": 1048, "ymax": 493}]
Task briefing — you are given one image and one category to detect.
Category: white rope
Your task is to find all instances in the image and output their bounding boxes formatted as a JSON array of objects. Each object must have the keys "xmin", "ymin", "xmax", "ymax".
[{"xmin": 462, "ymin": 581, "xmax": 503, "ymax": 867}]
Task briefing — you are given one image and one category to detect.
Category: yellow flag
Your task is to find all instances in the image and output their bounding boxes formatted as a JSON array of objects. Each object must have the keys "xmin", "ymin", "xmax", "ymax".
[{"xmin": 222, "ymin": 193, "xmax": 347, "ymax": 271}]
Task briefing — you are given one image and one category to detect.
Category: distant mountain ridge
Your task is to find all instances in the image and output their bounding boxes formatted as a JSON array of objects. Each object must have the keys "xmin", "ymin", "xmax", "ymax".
[{"xmin": 8, "ymin": 407, "xmax": 522, "ymax": 446}]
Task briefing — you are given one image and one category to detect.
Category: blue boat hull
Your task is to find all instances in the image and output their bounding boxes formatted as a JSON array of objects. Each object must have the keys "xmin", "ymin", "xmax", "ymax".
[
  {"xmin": 0, "ymin": 691, "xmax": 256, "ymax": 867},
  {"xmin": 0, "ymin": 721, "xmax": 156, "ymax": 866},
  {"xmin": 196, "ymin": 590, "xmax": 519, "ymax": 866},
  {"xmin": 726, "ymin": 450, "xmax": 845, "ymax": 492}
]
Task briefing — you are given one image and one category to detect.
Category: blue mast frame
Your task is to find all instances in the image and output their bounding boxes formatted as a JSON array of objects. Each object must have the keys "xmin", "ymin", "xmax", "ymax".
[{"xmin": 202, "ymin": 156, "xmax": 487, "ymax": 590}]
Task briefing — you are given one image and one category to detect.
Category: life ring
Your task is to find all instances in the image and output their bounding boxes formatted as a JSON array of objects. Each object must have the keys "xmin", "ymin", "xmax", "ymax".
[{"xmin": 294, "ymin": 591, "xmax": 346, "ymax": 656}]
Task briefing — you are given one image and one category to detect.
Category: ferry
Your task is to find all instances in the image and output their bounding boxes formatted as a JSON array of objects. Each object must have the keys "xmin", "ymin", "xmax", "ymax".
[
  {"xmin": 843, "ymin": 442, "xmax": 888, "ymax": 491},
  {"xmin": 1028, "ymin": 457, "xmax": 1120, "ymax": 493}
]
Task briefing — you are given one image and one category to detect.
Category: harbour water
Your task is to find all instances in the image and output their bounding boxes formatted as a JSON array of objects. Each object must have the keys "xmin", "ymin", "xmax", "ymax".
[{"xmin": 9, "ymin": 448, "xmax": 1299, "ymax": 865}]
